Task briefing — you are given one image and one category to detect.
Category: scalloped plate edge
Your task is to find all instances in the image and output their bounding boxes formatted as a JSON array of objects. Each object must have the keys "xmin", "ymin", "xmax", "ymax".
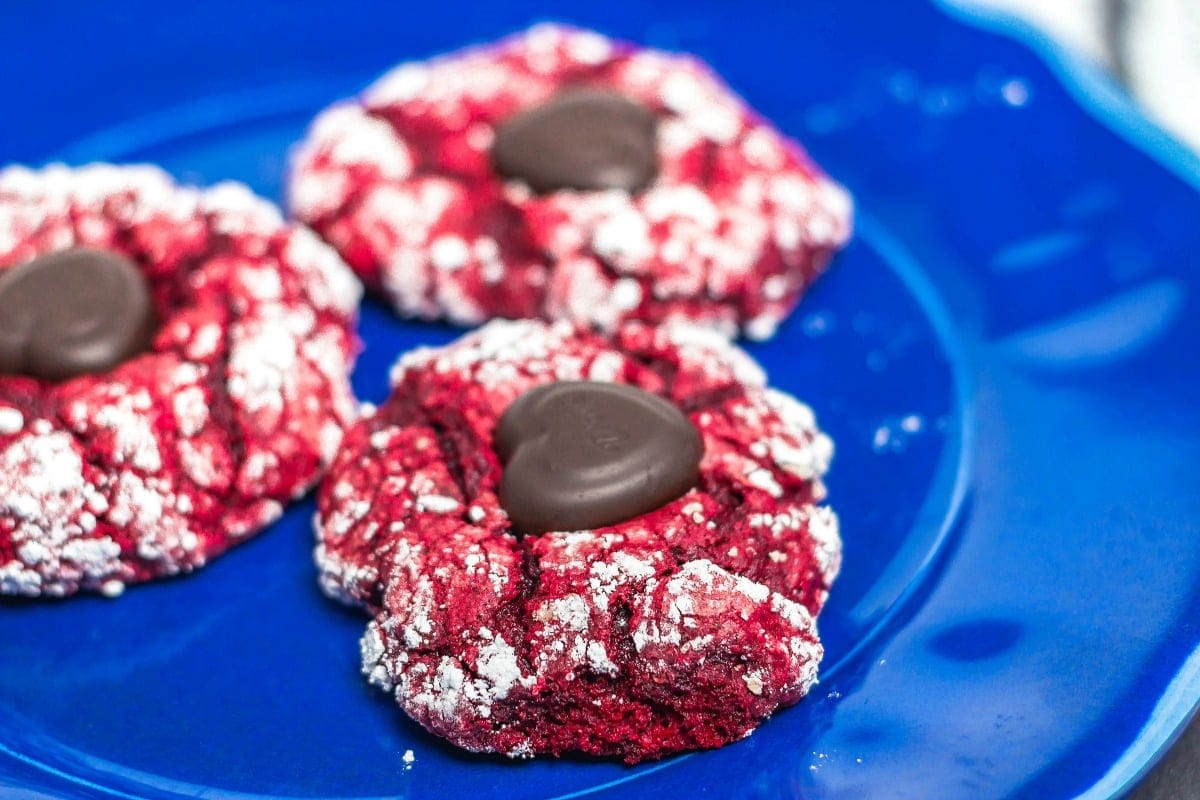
[{"xmin": 934, "ymin": 3, "xmax": 1200, "ymax": 796}]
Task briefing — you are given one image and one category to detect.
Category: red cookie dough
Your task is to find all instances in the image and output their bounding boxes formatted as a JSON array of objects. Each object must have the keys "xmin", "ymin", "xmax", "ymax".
[
  {"xmin": 316, "ymin": 318, "xmax": 840, "ymax": 762},
  {"xmin": 289, "ymin": 25, "xmax": 852, "ymax": 340},
  {"xmin": 0, "ymin": 164, "xmax": 361, "ymax": 598}
]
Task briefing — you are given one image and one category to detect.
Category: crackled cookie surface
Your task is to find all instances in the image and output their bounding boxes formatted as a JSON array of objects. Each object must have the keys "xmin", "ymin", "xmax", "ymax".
[
  {"xmin": 316, "ymin": 319, "xmax": 840, "ymax": 762},
  {"xmin": 0, "ymin": 164, "xmax": 361, "ymax": 598},
  {"xmin": 290, "ymin": 25, "xmax": 852, "ymax": 340}
]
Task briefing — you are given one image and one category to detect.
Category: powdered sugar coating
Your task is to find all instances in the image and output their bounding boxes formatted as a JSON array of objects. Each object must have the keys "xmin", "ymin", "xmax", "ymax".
[
  {"xmin": 289, "ymin": 25, "xmax": 852, "ymax": 340},
  {"xmin": 0, "ymin": 164, "xmax": 361, "ymax": 598},
  {"xmin": 316, "ymin": 319, "xmax": 840, "ymax": 762}
]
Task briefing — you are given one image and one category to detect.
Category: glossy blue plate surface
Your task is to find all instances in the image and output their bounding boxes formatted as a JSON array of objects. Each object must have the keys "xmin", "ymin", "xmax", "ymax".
[{"xmin": 2, "ymin": 2, "xmax": 1199, "ymax": 798}]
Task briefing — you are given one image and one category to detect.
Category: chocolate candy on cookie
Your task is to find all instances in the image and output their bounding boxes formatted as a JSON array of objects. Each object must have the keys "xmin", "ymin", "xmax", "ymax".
[
  {"xmin": 289, "ymin": 25, "xmax": 852, "ymax": 339},
  {"xmin": 491, "ymin": 89, "xmax": 660, "ymax": 195},
  {"xmin": 494, "ymin": 381, "xmax": 703, "ymax": 534},
  {"xmin": 0, "ymin": 247, "xmax": 157, "ymax": 381},
  {"xmin": 0, "ymin": 164, "xmax": 361, "ymax": 598},
  {"xmin": 316, "ymin": 318, "xmax": 840, "ymax": 762}
]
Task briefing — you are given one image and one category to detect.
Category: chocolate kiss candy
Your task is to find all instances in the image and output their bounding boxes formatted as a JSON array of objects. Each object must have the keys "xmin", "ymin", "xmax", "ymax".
[
  {"xmin": 491, "ymin": 89, "xmax": 659, "ymax": 195},
  {"xmin": 0, "ymin": 247, "xmax": 156, "ymax": 381},
  {"xmin": 494, "ymin": 381, "xmax": 703, "ymax": 534}
]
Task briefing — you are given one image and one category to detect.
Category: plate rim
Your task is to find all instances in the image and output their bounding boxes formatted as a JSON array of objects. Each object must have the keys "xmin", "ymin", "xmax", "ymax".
[{"xmin": 934, "ymin": 3, "xmax": 1200, "ymax": 797}]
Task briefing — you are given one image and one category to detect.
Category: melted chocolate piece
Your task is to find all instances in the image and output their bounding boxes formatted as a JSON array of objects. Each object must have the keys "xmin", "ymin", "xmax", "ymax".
[
  {"xmin": 491, "ymin": 89, "xmax": 659, "ymax": 195},
  {"xmin": 494, "ymin": 381, "xmax": 703, "ymax": 534},
  {"xmin": 0, "ymin": 248, "xmax": 156, "ymax": 381}
]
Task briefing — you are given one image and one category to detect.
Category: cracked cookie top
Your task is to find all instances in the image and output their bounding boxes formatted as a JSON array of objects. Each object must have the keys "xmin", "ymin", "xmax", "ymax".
[
  {"xmin": 316, "ymin": 318, "xmax": 839, "ymax": 762},
  {"xmin": 289, "ymin": 25, "xmax": 851, "ymax": 340}
]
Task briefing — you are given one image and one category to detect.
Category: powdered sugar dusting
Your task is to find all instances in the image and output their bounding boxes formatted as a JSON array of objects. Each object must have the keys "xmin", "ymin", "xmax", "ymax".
[
  {"xmin": 475, "ymin": 634, "xmax": 534, "ymax": 700},
  {"xmin": 806, "ymin": 505, "xmax": 842, "ymax": 584},
  {"xmin": 0, "ymin": 432, "xmax": 122, "ymax": 597},
  {"xmin": 0, "ymin": 407, "xmax": 24, "ymax": 435}
]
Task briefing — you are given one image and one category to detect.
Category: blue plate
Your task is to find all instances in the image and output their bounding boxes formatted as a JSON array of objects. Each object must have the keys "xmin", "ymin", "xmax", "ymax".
[{"xmin": 2, "ymin": 2, "xmax": 1199, "ymax": 798}]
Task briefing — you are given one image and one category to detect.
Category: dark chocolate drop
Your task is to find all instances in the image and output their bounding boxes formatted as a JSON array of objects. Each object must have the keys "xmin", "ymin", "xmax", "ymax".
[
  {"xmin": 0, "ymin": 247, "xmax": 157, "ymax": 381},
  {"xmin": 491, "ymin": 89, "xmax": 659, "ymax": 195},
  {"xmin": 494, "ymin": 381, "xmax": 703, "ymax": 534}
]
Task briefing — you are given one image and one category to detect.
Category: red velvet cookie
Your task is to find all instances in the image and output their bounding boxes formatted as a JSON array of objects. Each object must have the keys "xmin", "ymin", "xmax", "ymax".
[
  {"xmin": 289, "ymin": 25, "xmax": 852, "ymax": 340},
  {"xmin": 316, "ymin": 318, "xmax": 840, "ymax": 762},
  {"xmin": 0, "ymin": 164, "xmax": 361, "ymax": 598}
]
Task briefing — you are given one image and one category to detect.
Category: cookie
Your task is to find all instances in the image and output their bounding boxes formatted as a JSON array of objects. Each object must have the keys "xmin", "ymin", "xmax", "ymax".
[
  {"xmin": 316, "ymin": 318, "xmax": 840, "ymax": 762},
  {"xmin": 289, "ymin": 24, "xmax": 852, "ymax": 340},
  {"xmin": 0, "ymin": 164, "xmax": 361, "ymax": 598}
]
